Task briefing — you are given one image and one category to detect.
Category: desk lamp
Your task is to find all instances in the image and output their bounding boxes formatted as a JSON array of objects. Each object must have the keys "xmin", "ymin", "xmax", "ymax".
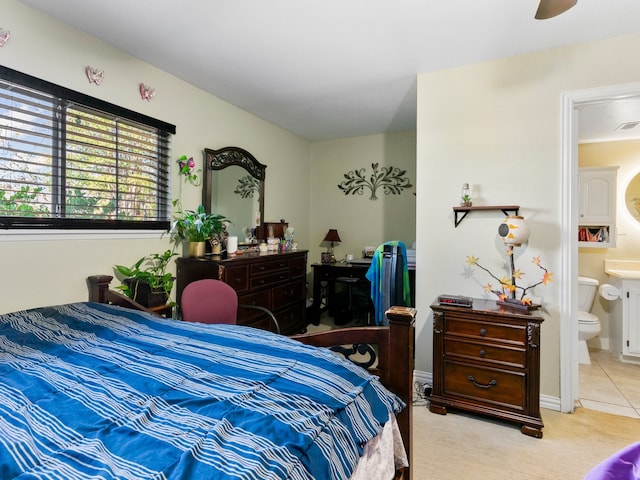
[{"xmin": 322, "ymin": 229, "xmax": 341, "ymax": 263}]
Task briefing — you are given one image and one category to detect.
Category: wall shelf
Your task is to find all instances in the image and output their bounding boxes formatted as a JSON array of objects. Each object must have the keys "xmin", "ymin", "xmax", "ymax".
[{"xmin": 453, "ymin": 205, "xmax": 520, "ymax": 227}]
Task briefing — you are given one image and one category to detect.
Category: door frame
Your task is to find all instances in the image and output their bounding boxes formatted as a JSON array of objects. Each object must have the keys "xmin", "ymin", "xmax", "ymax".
[{"xmin": 560, "ymin": 81, "xmax": 640, "ymax": 412}]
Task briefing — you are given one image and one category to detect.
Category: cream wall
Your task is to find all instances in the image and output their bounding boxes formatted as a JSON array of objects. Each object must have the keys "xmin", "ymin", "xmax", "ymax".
[
  {"xmin": 416, "ymin": 32, "xmax": 640, "ymax": 401},
  {"xmin": 1, "ymin": 0, "xmax": 310, "ymax": 313},
  {"xmin": 309, "ymin": 131, "xmax": 417, "ymax": 268},
  {"xmin": 578, "ymin": 141, "xmax": 640, "ymax": 348}
]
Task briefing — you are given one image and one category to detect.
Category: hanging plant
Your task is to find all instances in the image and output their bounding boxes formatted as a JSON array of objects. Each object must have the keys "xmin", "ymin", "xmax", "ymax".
[{"xmin": 338, "ymin": 163, "xmax": 413, "ymax": 200}]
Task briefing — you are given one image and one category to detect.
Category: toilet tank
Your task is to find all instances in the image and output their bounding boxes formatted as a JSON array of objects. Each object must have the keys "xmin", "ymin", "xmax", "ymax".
[{"xmin": 578, "ymin": 276, "xmax": 599, "ymax": 311}]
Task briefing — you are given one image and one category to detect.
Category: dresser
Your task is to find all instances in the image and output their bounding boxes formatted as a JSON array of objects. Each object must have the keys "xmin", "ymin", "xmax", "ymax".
[
  {"xmin": 430, "ymin": 298, "xmax": 544, "ymax": 438},
  {"xmin": 176, "ymin": 250, "xmax": 308, "ymax": 335}
]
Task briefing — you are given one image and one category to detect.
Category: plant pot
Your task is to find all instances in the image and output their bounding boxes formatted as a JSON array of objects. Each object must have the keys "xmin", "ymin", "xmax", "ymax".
[
  {"xmin": 123, "ymin": 278, "xmax": 169, "ymax": 308},
  {"xmin": 209, "ymin": 237, "xmax": 222, "ymax": 255},
  {"xmin": 188, "ymin": 241, "xmax": 206, "ymax": 257}
]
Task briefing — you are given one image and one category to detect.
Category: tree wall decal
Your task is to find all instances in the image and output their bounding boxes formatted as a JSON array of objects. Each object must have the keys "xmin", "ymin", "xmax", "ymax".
[{"xmin": 337, "ymin": 163, "xmax": 413, "ymax": 200}]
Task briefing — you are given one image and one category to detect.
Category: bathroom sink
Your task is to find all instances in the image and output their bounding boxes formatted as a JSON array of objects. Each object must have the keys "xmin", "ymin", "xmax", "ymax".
[{"xmin": 604, "ymin": 260, "xmax": 640, "ymax": 279}]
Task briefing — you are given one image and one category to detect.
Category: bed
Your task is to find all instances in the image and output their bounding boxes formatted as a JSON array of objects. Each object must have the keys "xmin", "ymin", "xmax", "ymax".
[{"xmin": 0, "ymin": 275, "xmax": 415, "ymax": 479}]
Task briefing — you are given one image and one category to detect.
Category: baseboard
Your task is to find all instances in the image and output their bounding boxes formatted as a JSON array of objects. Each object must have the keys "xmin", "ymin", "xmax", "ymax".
[{"xmin": 413, "ymin": 369, "xmax": 562, "ymax": 412}]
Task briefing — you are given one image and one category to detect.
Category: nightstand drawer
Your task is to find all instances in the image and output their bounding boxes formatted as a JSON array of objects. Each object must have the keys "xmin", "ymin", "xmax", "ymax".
[
  {"xmin": 446, "ymin": 317, "xmax": 526, "ymax": 345},
  {"xmin": 445, "ymin": 338, "xmax": 526, "ymax": 368},
  {"xmin": 444, "ymin": 362, "xmax": 525, "ymax": 411}
]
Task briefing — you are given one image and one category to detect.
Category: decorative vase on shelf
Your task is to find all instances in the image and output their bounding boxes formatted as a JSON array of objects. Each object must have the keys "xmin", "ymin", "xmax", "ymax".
[
  {"xmin": 189, "ymin": 241, "xmax": 206, "ymax": 258},
  {"xmin": 460, "ymin": 182, "xmax": 472, "ymax": 207}
]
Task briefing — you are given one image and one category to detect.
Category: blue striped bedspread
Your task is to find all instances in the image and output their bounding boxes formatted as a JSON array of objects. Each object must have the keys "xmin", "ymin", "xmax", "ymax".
[{"xmin": 0, "ymin": 302, "xmax": 404, "ymax": 479}]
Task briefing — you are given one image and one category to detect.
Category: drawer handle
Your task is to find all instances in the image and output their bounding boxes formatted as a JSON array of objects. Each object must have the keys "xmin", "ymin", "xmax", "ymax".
[
  {"xmin": 468, "ymin": 376, "xmax": 497, "ymax": 389},
  {"xmin": 479, "ymin": 349, "xmax": 486, "ymax": 358},
  {"xmin": 479, "ymin": 328, "xmax": 487, "ymax": 336}
]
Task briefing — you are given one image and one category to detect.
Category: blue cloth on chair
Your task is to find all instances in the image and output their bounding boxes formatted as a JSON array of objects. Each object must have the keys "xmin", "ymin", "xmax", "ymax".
[{"xmin": 365, "ymin": 241, "xmax": 411, "ymax": 325}]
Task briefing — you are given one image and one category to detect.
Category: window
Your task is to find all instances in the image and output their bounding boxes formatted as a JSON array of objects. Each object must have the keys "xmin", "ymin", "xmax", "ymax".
[{"xmin": 0, "ymin": 66, "xmax": 176, "ymax": 231}]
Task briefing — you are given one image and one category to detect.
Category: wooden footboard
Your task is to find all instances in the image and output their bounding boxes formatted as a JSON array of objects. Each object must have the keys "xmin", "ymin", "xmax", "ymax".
[
  {"xmin": 293, "ymin": 306, "xmax": 416, "ymax": 480},
  {"xmin": 87, "ymin": 275, "xmax": 416, "ymax": 480}
]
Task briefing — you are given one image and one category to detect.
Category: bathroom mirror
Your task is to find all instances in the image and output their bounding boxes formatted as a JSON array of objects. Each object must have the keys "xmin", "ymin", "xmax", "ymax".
[
  {"xmin": 203, "ymin": 147, "xmax": 266, "ymax": 242},
  {"xmin": 625, "ymin": 171, "xmax": 640, "ymax": 221}
]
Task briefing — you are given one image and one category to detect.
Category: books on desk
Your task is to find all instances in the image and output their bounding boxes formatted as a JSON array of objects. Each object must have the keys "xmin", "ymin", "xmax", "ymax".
[{"xmin": 349, "ymin": 258, "xmax": 372, "ymax": 266}]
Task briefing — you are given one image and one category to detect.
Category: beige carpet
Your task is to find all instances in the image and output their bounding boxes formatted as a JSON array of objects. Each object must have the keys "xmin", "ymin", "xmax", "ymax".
[{"xmin": 411, "ymin": 403, "xmax": 640, "ymax": 479}]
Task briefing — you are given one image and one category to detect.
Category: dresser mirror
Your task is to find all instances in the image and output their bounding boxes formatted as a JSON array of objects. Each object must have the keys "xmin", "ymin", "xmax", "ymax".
[
  {"xmin": 203, "ymin": 147, "xmax": 266, "ymax": 242},
  {"xmin": 625, "ymin": 171, "xmax": 640, "ymax": 221}
]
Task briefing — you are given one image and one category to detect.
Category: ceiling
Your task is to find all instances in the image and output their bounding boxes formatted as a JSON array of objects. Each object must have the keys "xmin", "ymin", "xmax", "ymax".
[{"xmin": 17, "ymin": 0, "xmax": 640, "ymax": 142}]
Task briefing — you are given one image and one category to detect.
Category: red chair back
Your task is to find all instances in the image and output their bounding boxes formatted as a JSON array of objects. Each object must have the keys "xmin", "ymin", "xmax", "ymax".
[{"xmin": 181, "ymin": 279, "xmax": 238, "ymax": 324}]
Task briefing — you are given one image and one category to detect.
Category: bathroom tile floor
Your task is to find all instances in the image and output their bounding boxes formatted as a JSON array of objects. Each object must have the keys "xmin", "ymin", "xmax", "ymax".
[{"xmin": 578, "ymin": 349, "xmax": 640, "ymax": 418}]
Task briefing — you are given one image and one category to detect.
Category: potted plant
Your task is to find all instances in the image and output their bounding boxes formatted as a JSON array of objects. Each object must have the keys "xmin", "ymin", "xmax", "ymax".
[
  {"xmin": 114, "ymin": 249, "xmax": 177, "ymax": 308},
  {"xmin": 172, "ymin": 204, "xmax": 230, "ymax": 256}
]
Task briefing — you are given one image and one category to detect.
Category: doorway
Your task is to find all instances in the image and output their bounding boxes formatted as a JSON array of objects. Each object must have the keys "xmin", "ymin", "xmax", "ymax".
[{"xmin": 561, "ymin": 82, "xmax": 640, "ymax": 413}]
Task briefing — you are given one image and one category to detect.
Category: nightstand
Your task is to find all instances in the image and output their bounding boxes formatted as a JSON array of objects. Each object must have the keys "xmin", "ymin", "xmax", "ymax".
[{"xmin": 430, "ymin": 298, "xmax": 544, "ymax": 438}]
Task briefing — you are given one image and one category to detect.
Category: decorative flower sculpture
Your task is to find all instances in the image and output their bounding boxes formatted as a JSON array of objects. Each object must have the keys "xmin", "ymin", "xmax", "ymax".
[
  {"xmin": 177, "ymin": 155, "xmax": 201, "ymax": 186},
  {"xmin": 466, "ymin": 250, "xmax": 553, "ymax": 306}
]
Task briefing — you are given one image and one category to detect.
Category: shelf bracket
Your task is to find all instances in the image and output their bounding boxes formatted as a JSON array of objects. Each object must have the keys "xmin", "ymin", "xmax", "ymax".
[
  {"xmin": 454, "ymin": 210, "xmax": 470, "ymax": 227},
  {"xmin": 453, "ymin": 205, "xmax": 520, "ymax": 228}
]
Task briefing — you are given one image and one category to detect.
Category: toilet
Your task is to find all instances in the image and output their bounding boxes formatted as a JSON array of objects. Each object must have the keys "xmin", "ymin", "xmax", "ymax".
[{"xmin": 577, "ymin": 276, "xmax": 601, "ymax": 365}]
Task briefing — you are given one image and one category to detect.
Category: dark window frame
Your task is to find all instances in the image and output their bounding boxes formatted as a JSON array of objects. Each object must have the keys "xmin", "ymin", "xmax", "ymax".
[{"xmin": 0, "ymin": 66, "xmax": 176, "ymax": 231}]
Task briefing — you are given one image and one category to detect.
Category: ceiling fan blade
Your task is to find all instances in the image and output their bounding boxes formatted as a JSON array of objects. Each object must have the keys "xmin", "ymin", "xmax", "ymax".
[{"xmin": 535, "ymin": 0, "xmax": 578, "ymax": 19}]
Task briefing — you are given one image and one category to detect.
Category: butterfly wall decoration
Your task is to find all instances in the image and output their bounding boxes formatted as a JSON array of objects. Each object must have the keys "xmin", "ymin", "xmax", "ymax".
[
  {"xmin": 0, "ymin": 29, "xmax": 10, "ymax": 47},
  {"xmin": 85, "ymin": 66, "xmax": 104, "ymax": 85},
  {"xmin": 139, "ymin": 83, "xmax": 155, "ymax": 101}
]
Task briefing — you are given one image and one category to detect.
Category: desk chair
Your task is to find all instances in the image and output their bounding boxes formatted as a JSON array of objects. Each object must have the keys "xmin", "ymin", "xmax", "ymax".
[
  {"xmin": 181, "ymin": 279, "xmax": 280, "ymax": 334},
  {"xmin": 365, "ymin": 241, "xmax": 411, "ymax": 325}
]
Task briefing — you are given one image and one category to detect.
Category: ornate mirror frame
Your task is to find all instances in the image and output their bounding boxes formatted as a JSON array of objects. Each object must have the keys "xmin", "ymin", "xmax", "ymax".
[{"xmin": 203, "ymin": 146, "xmax": 266, "ymax": 240}]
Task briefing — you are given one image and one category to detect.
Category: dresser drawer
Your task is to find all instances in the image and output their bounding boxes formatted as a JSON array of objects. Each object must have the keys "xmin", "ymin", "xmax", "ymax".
[
  {"xmin": 272, "ymin": 281, "xmax": 305, "ymax": 310},
  {"xmin": 289, "ymin": 257, "xmax": 306, "ymax": 279},
  {"xmin": 250, "ymin": 271, "xmax": 289, "ymax": 290},
  {"xmin": 445, "ymin": 338, "xmax": 526, "ymax": 368},
  {"xmin": 251, "ymin": 259, "xmax": 289, "ymax": 276},
  {"xmin": 276, "ymin": 302, "xmax": 306, "ymax": 335},
  {"xmin": 444, "ymin": 361, "xmax": 525, "ymax": 411},
  {"xmin": 220, "ymin": 265, "xmax": 249, "ymax": 294},
  {"xmin": 239, "ymin": 290, "xmax": 271, "ymax": 309},
  {"xmin": 446, "ymin": 316, "xmax": 526, "ymax": 345}
]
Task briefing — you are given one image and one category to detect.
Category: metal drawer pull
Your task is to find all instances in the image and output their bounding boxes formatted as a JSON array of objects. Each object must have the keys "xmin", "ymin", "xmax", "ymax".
[
  {"xmin": 479, "ymin": 349, "xmax": 486, "ymax": 357},
  {"xmin": 468, "ymin": 375, "xmax": 497, "ymax": 389},
  {"xmin": 479, "ymin": 328, "xmax": 487, "ymax": 336}
]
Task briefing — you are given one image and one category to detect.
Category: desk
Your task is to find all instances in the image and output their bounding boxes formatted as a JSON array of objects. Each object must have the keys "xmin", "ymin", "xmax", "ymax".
[{"xmin": 309, "ymin": 262, "xmax": 415, "ymax": 325}]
